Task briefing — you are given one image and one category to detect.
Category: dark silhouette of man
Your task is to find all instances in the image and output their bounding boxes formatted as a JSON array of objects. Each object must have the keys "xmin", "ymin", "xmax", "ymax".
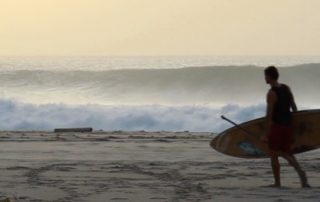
[{"xmin": 264, "ymin": 66, "xmax": 310, "ymax": 188}]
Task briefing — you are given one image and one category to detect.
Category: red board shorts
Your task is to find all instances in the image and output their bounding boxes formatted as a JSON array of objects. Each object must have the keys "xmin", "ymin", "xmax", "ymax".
[{"xmin": 268, "ymin": 123, "xmax": 294, "ymax": 153}]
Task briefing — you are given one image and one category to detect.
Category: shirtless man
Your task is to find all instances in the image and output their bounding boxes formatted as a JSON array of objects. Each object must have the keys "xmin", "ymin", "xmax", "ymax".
[{"xmin": 264, "ymin": 66, "xmax": 310, "ymax": 188}]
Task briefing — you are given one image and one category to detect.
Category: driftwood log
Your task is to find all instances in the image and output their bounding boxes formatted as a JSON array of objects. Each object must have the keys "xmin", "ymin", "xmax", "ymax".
[{"xmin": 54, "ymin": 128, "xmax": 93, "ymax": 133}]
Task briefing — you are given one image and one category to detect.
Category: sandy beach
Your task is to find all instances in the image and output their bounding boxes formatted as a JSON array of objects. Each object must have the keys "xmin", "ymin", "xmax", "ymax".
[
  {"xmin": 1, "ymin": 0, "xmax": 320, "ymax": 201},
  {"xmin": 0, "ymin": 131, "xmax": 318, "ymax": 202}
]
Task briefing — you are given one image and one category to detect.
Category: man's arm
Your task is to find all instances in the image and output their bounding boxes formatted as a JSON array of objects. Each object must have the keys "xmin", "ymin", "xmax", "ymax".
[
  {"xmin": 288, "ymin": 87, "xmax": 297, "ymax": 112},
  {"xmin": 266, "ymin": 90, "xmax": 277, "ymax": 134}
]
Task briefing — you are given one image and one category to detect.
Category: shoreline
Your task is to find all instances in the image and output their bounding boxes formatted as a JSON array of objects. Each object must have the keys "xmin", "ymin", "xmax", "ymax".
[{"xmin": 0, "ymin": 131, "xmax": 215, "ymax": 142}]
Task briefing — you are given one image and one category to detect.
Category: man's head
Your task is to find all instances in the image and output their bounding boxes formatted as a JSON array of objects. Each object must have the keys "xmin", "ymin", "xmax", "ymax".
[{"xmin": 264, "ymin": 66, "xmax": 279, "ymax": 84}]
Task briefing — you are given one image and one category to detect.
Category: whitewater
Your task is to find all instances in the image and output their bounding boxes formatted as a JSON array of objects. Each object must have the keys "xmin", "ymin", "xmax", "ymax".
[{"xmin": 0, "ymin": 56, "xmax": 319, "ymax": 131}]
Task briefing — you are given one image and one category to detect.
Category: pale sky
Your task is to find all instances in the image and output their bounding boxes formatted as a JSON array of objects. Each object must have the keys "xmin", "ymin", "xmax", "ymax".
[{"xmin": 0, "ymin": 0, "xmax": 319, "ymax": 56}]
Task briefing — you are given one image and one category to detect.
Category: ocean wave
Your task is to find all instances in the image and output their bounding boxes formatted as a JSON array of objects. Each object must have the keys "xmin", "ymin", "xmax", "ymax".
[
  {"xmin": 0, "ymin": 63, "xmax": 319, "ymax": 106},
  {"xmin": 0, "ymin": 99, "xmax": 266, "ymax": 132}
]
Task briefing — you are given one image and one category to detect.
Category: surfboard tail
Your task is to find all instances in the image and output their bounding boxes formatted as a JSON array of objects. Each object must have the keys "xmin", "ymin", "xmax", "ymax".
[{"xmin": 210, "ymin": 137, "xmax": 218, "ymax": 149}]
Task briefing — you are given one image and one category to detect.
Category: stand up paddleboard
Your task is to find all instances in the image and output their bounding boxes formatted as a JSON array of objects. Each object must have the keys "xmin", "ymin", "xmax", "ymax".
[{"xmin": 210, "ymin": 109, "xmax": 320, "ymax": 158}]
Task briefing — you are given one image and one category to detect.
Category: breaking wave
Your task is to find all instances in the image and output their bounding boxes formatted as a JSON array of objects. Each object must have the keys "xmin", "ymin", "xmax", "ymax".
[
  {"xmin": 0, "ymin": 99, "xmax": 267, "ymax": 132},
  {"xmin": 0, "ymin": 63, "xmax": 319, "ymax": 106},
  {"xmin": 0, "ymin": 62, "xmax": 319, "ymax": 131}
]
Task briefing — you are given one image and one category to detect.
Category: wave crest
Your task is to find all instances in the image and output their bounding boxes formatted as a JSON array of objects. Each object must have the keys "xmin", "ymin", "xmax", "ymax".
[{"xmin": 0, "ymin": 63, "xmax": 319, "ymax": 106}]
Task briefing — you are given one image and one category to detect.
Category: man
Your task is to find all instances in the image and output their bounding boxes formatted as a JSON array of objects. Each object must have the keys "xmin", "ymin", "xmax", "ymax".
[{"xmin": 264, "ymin": 66, "xmax": 310, "ymax": 188}]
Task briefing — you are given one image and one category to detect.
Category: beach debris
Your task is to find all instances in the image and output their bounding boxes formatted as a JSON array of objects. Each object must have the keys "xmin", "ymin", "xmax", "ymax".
[{"xmin": 54, "ymin": 127, "xmax": 93, "ymax": 133}]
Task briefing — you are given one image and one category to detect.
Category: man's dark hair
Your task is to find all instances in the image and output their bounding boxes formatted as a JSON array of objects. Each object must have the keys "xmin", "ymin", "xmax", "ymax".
[{"xmin": 264, "ymin": 66, "xmax": 279, "ymax": 80}]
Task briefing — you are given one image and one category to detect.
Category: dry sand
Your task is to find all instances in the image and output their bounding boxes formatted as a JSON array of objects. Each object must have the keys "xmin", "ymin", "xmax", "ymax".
[{"xmin": 0, "ymin": 131, "xmax": 319, "ymax": 202}]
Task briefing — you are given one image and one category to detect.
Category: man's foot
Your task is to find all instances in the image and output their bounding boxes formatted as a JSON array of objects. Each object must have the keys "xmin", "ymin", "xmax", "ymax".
[{"xmin": 302, "ymin": 183, "xmax": 311, "ymax": 188}]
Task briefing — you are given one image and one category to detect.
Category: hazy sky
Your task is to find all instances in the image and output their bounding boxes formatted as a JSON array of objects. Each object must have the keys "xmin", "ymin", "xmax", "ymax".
[{"xmin": 1, "ymin": 0, "xmax": 319, "ymax": 56}]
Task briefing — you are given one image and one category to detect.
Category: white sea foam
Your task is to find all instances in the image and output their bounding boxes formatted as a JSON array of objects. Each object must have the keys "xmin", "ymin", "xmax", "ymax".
[{"xmin": 0, "ymin": 99, "xmax": 267, "ymax": 131}]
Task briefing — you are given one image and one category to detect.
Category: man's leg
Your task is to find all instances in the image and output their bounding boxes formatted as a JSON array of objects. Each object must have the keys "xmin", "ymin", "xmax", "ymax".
[
  {"xmin": 270, "ymin": 151, "xmax": 281, "ymax": 187},
  {"xmin": 281, "ymin": 153, "xmax": 310, "ymax": 187}
]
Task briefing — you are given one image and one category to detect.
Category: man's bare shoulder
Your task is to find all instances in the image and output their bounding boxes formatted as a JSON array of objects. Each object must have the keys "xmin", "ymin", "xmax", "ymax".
[
  {"xmin": 267, "ymin": 89, "xmax": 277, "ymax": 103},
  {"xmin": 267, "ymin": 89, "xmax": 277, "ymax": 97}
]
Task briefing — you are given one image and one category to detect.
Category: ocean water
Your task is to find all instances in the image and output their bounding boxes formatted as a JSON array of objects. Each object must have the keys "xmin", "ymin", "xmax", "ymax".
[{"xmin": 0, "ymin": 56, "xmax": 319, "ymax": 131}]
